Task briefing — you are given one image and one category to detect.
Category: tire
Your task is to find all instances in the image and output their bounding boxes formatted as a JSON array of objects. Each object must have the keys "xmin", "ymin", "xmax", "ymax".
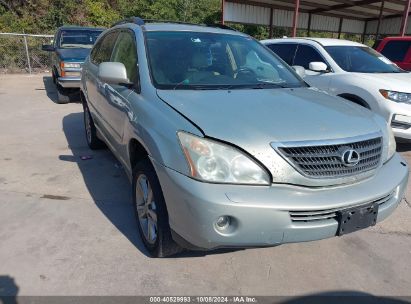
[
  {"xmin": 56, "ymin": 85, "xmax": 70, "ymax": 104},
  {"xmin": 132, "ymin": 159, "xmax": 182, "ymax": 257},
  {"xmin": 52, "ymin": 69, "xmax": 57, "ymax": 84},
  {"xmin": 83, "ymin": 102, "xmax": 105, "ymax": 150}
]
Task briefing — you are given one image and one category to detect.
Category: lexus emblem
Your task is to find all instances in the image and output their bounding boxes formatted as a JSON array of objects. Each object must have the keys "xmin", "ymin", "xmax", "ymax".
[{"xmin": 340, "ymin": 148, "xmax": 360, "ymax": 167}]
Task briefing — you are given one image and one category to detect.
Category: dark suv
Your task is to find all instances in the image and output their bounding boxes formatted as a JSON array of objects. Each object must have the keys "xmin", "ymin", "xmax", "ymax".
[{"xmin": 42, "ymin": 26, "xmax": 104, "ymax": 103}]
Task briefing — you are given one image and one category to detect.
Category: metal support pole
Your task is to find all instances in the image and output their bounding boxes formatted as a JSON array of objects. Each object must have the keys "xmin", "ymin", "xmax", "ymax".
[
  {"xmin": 307, "ymin": 13, "xmax": 312, "ymax": 37},
  {"xmin": 362, "ymin": 21, "xmax": 368, "ymax": 44},
  {"xmin": 400, "ymin": 0, "xmax": 411, "ymax": 36},
  {"xmin": 269, "ymin": 8, "xmax": 274, "ymax": 38},
  {"xmin": 292, "ymin": 0, "xmax": 300, "ymax": 37},
  {"xmin": 338, "ymin": 18, "xmax": 343, "ymax": 39},
  {"xmin": 221, "ymin": 0, "xmax": 225, "ymax": 25},
  {"xmin": 376, "ymin": 0, "xmax": 385, "ymax": 39},
  {"xmin": 23, "ymin": 34, "xmax": 32, "ymax": 75}
]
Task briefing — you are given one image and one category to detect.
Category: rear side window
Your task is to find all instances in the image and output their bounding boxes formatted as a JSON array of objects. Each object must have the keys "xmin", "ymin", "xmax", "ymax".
[
  {"xmin": 91, "ymin": 31, "xmax": 119, "ymax": 65},
  {"xmin": 265, "ymin": 43, "xmax": 297, "ymax": 66},
  {"xmin": 111, "ymin": 31, "xmax": 139, "ymax": 86},
  {"xmin": 380, "ymin": 40, "xmax": 411, "ymax": 62},
  {"xmin": 294, "ymin": 44, "xmax": 325, "ymax": 69}
]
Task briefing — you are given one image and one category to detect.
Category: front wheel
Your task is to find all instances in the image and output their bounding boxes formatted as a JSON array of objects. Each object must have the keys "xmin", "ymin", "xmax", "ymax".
[
  {"xmin": 56, "ymin": 85, "xmax": 70, "ymax": 104},
  {"xmin": 83, "ymin": 102, "xmax": 105, "ymax": 150},
  {"xmin": 132, "ymin": 159, "xmax": 182, "ymax": 257}
]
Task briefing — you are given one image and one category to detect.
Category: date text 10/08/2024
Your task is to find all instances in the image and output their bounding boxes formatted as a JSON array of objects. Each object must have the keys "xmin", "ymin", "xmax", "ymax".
[{"xmin": 149, "ymin": 297, "xmax": 258, "ymax": 303}]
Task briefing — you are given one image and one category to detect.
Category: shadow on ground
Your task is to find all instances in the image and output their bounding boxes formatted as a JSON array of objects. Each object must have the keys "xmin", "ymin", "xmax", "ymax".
[
  {"xmin": 0, "ymin": 275, "xmax": 18, "ymax": 304},
  {"xmin": 61, "ymin": 112, "xmax": 149, "ymax": 256},
  {"xmin": 396, "ymin": 142, "xmax": 411, "ymax": 153},
  {"xmin": 61, "ymin": 112, "xmax": 247, "ymax": 258},
  {"xmin": 42, "ymin": 76, "xmax": 80, "ymax": 104},
  {"xmin": 279, "ymin": 291, "xmax": 410, "ymax": 304}
]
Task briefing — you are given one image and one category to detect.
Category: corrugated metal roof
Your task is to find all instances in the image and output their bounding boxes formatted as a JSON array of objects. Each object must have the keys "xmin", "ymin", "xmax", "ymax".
[{"xmin": 224, "ymin": 0, "xmax": 411, "ymax": 35}]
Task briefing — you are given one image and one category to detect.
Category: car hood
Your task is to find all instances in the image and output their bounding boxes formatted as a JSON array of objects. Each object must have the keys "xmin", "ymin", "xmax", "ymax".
[
  {"xmin": 157, "ymin": 87, "xmax": 386, "ymax": 186},
  {"xmin": 352, "ymin": 72, "xmax": 411, "ymax": 93},
  {"xmin": 157, "ymin": 87, "xmax": 380, "ymax": 143},
  {"xmin": 56, "ymin": 48, "xmax": 91, "ymax": 61}
]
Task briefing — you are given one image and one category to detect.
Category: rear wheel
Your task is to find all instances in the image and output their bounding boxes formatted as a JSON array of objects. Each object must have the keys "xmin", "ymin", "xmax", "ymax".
[
  {"xmin": 83, "ymin": 102, "xmax": 105, "ymax": 149},
  {"xmin": 133, "ymin": 159, "xmax": 182, "ymax": 257}
]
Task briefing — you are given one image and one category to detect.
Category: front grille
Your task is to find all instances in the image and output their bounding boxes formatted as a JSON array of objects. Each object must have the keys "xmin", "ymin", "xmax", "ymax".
[
  {"xmin": 277, "ymin": 136, "xmax": 382, "ymax": 178},
  {"xmin": 289, "ymin": 191, "xmax": 394, "ymax": 222}
]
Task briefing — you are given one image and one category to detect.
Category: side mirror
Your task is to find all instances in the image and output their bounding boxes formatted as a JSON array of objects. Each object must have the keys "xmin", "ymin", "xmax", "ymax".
[
  {"xmin": 42, "ymin": 44, "xmax": 55, "ymax": 52},
  {"xmin": 309, "ymin": 62, "xmax": 328, "ymax": 73},
  {"xmin": 98, "ymin": 62, "xmax": 131, "ymax": 86},
  {"xmin": 292, "ymin": 65, "xmax": 306, "ymax": 78}
]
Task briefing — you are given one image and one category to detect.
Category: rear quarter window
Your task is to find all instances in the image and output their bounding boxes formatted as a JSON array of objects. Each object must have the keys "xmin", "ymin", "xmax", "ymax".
[{"xmin": 380, "ymin": 40, "xmax": 411, "ymax": 62}]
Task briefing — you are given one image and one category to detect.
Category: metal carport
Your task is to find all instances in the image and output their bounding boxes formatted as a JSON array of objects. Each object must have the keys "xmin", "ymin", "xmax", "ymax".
[{"xmin": 222, "ymin": 0, "xmax": 411, "ymax": 40}]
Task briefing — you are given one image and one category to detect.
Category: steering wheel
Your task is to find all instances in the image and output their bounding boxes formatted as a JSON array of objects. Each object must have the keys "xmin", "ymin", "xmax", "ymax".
[{"xmin": 234, "ymin": 67, "xmax": 257, "ymax": 79}]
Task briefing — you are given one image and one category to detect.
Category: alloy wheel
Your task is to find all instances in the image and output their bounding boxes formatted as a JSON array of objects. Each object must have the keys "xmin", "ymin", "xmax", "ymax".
[{"xmin": 135, "ymin": 174, "xmax": 158, "ymax": 244}]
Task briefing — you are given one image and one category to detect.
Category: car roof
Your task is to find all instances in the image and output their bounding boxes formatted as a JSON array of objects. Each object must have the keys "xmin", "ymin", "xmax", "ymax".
[
  {"xmin": 381, "ymin": 36, "xmax": 411, "ymax": 41},
  {"xmin": 261, "ymin": 37, "xmax": 365, "ymax": 47},
  {"xmin": 139, "ymin": 23, "xmax": 247, "ymax": 36}
]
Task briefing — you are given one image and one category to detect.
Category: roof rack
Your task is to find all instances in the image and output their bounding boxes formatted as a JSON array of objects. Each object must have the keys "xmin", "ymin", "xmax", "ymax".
[
  {"xmin": 112, "ymin": 17, "xmax": 145, "ymax": 27},
  {"xmin": 205, "ymin": 23, "xmax": 238, "ymax": 32},
  {"xmin": 111, "ymin": 17, "xmax": 237, "ymax": 32},
  {"xmin": 143, "ymin": 19, "xmax": 201, "ymax": 26}
]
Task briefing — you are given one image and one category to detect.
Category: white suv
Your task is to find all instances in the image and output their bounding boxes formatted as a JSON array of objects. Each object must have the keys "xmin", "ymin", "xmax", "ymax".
[{"xmin": 261, "ymin": 38, "xmax": 411, "ymax": 140}]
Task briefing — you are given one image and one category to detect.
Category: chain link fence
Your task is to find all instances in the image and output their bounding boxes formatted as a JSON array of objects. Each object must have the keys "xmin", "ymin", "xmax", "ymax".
[{"xmin": 0, "ymin": 33, "xmax": 53, "ymax": 74}]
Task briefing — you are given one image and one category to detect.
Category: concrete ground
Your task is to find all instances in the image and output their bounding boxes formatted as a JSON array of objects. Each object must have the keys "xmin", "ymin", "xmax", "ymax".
[{"xmin": 0, "ymin": 74, "xmax": 411, "ymax": 297}]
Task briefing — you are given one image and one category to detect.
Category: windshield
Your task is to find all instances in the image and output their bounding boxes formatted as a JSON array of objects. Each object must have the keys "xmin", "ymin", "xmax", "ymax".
[
  {"xmin": 59, "ymin": 29, "xmax": 103, "ymax": 49},
  {"xmin": 325, "ymin": 46, "xmax": 404, "ymax": 73},
  {"xmin": 145, "ymin": 31, "xmax": 305, "ymax": 90}
]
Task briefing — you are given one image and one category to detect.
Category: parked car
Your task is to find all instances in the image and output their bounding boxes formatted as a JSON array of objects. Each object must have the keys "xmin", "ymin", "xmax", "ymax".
[
  {"xmin": 81, "ymin": 18, "xmax": 408, "ymax": 257},
  {"xmin": 42, "ymin": 26, "xmax": 104, "ymax": 103},
  {"xmin": 261, "ymin": 38, "xmax": 411, "ymax": 140},
  {"xmin": 374, "ymin": 36, "xmax": 411, "ymax": 71}
]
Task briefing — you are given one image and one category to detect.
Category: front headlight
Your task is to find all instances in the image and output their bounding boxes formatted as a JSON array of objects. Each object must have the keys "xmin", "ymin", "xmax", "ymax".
[
  {"xmin": 177, "ymin": 132, "xmax": 271, "ymax": 185},
  {"xmin": 61, "ymin": 62, "xmax": 81, "ymax": 69},
  {"xmin": 386, "ymin": 124, "xmax": 396, "ymax": 162},
  {"xmin": 380, "ymin": 90, "xmax": 411, "ymax": 103}
]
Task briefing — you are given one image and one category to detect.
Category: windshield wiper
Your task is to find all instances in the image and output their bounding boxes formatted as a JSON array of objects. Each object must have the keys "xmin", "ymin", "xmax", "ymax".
[{"xmin": 251, "ymin": 82, "xmax": 288, "ymax": 89}]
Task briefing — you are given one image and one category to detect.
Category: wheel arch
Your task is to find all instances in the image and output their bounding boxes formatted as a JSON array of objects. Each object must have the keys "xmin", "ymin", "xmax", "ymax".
[
  {"xmin": 129, "ymin": 138, "xmax": 150, "ymax": 172},
  {"xmin": 338, "ymin": 93, "xmax": 371, "ymax": 110}
]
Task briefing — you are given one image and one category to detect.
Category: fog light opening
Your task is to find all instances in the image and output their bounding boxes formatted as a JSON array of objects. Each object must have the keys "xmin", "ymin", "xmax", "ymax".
[{"xmin": 215, "ymin": 216, "xmax": 231, "ymax": 231}]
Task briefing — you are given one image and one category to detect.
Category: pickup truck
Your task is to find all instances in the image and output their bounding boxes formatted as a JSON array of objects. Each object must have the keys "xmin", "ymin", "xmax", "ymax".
[
  {"xmin": 42, "ymin": 26, "xmax": 104, "ymax": 103},
  {"xmin": 374, "ymin": 37, "xmax": 411, "ymax": 71}
]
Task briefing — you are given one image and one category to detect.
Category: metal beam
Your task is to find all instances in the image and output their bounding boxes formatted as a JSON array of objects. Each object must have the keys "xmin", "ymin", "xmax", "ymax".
[
  {"xmin": 273, "ymin": 0, "xmax": 383, "ymax": 17},
  {"xmin": 225, "ymin": 0, "xmax": 368, "ymax": 21},
  {"xmin": 370, "ymin": 2, "xmax": 411, "ymax": 20},
  {"xmin": 292, "ymin": 0, "xmax": 300, "ymax": 37},
  {"xmin": 331, "ymin": 0, "xmax": 404, "ymax": 6},
  {"xmin": 307, "ymin": 12, "xmax": 312, "ymax": 36},
  {"xmin": 310, "ymin": 0, "xmax": 382, "ymax": 16},
  {"xmin": 296, "ymin": 0, "xmax": 397, "ymax": 14},
  {"xmin": 400, "ymin": 0, "xmax": 411, "ymax": 35},
  {"xmin": 362, "ymin": 20, "xmax": 368, "ymax": 43},
  {"xmin": 376, "ymin": 0, "xmax": 385, "ymax": 37},
  {"xmin": 269, "ymin": 7, "xmax": 273, "ymax": 38},
  {"xmin": 338, "ymin": 18, "xmax": 343, "ymax": 38}
]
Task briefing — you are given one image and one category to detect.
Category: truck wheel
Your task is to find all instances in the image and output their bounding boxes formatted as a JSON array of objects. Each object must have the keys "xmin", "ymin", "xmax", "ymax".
[
  {"xmin": 52, "ymin": 70, "xmax": 57, "ymax": 84},
  {"xmin": 132, "ymin": 159, "xmax": 182, "ymax": 257},
  {"xmin": 56, "ymin": 85, "xmax": 70, "ymax": 104},
  {"xmin": 83, "ymin": 102, "xmax": 105, "ymax": 149}
]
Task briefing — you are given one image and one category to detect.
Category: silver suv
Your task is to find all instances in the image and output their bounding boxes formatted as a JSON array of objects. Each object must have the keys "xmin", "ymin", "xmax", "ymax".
[{"xmin": 80, "ymin": 17, "xmax": 408, "ymax": 257}]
